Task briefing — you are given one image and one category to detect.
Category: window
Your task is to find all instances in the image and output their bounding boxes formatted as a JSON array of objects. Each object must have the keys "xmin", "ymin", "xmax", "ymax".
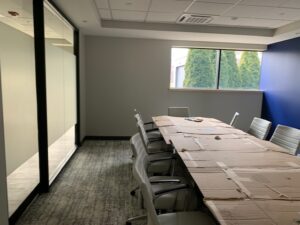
[
  {"xmin": 175, "ymin": 65, "xmax": 185, "ymax": 88},
  {"xmin": 170, "ymin": 48, "xmax": 262, "ymax": 90}
]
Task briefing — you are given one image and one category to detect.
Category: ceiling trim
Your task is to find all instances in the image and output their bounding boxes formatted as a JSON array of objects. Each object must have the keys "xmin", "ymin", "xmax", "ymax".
[
  {"xmin": 170, "ymin": 40, "xmax": 267, "ymax": 51},
  {"xmin": 101, "ymin": 20, "xmax": 275, "ymax": 37}
]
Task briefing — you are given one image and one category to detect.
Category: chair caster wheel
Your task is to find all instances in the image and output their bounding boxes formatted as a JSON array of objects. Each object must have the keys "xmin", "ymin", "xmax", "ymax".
[
  {"xmin": 126, "ymin": 222, "xmax": 132, "ymax": 225},
  {"xmin": 130, "ymin": 190, "xmax": 136, "ymax": 196}
]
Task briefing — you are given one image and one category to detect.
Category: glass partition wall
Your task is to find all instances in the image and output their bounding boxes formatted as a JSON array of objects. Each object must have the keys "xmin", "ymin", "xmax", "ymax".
[
  {"xmin": 44, "ymin": 2, "xmax": 77, "ymax": 183},
  {"xmin": 0, "ymin": 0, "xmax": 39, "ymax": 216},
  {"xmin": 0, "ymin": 0, "xmax": 78, "ymax": 222}
]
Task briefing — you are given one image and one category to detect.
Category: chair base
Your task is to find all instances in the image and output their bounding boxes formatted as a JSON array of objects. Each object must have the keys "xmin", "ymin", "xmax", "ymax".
[
  {"xmin": 130, "ymin": 186, "xmax": 139, "ymax": 196},
  {"xmin": 126, "ymin": 214, "xmax": 146, "ymax": 225}
]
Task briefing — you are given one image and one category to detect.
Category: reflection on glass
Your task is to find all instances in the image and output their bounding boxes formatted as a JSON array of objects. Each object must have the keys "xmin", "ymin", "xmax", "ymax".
[
  {"xmin": 219, "ymin": 50, "xmax": 262, "ymax": 90},
  {"xmin": 0, "ymin": 0, "xmax": 39, "ymax": 216},
  {"xmin": 44, "ymin": 3, "xmax": 77, "ymax": 182}
]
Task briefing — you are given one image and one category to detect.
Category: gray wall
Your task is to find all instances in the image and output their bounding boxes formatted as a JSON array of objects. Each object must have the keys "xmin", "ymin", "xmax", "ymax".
[
  {"xmin": 0, "ymin": 23, "xmax": 39, "ymax": 175},
  {"xmin": 0, "ymin": 62, "xmax": 9, "ymax": 225},
  {"xmin": 85, "ymin": 36, "xmax": 263, "ymax": 136},
  {"xmin": 80, "ymin": 32, "xmax": 86, "ymax": 142}
]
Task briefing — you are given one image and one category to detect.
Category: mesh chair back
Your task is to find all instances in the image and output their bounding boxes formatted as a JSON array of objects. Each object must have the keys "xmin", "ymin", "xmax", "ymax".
[
  {"xmin": 132, "ymin": 151, "xmax": 151, "ymax": 188},
  {"xmin": 137, "ymin": 120, "xmax": 149, "ymax": 148},
  {"xmin": 134, "ymin": 112, "xmax": 142, "ymax": 123},
  {"xmin": 230, "ymin": 112, "xmax": 240, "ymax": 127},
  {"xmin": 168, "ymin": 107, "xmax": 190, "ymax": 117},
  {"xmin": 140, "ymin": 182, "xmax": 160, "ymax": 225},
  {"xmin": 270, "ymin": 125, "xmax": 300, "ymax": 155},
  {"xmin": 130, "ymin": 133, "xmax": 144, "ymax": 158},
  {"xmin": 132, "ymin": 147, "xmax": 154, "ymax": 212},
  {"xmin": 248, "ymin": 117, "xmax": 272, "ymax": 140}
]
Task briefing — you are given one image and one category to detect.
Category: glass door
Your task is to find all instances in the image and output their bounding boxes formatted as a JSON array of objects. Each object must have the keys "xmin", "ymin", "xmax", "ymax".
[{"xmin": 44, "ymin": 2, "xmax": 77, "ymax": 183}]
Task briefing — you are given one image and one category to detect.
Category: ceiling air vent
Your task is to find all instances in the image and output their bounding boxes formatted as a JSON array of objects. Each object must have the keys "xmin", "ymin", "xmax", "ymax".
[{"xmin": 177, "ymin": 14, "xmax": 213, "ymax": 25}]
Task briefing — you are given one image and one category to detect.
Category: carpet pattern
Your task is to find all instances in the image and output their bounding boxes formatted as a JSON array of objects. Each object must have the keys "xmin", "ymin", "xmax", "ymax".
[{"xmin": 16, "ymin": 140, "xmax": 144, "ymax": 225}]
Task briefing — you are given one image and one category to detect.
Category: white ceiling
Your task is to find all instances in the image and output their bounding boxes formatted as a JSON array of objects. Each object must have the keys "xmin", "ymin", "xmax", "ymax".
[
  {"xmin": 52, "ymin": 0, "xmax": 300, "ymax": 46},
  {"xmin": 0, "ymin": 0, "xmax": 73, "ymax": 45},
  {"xmin": 93, "ymin": 0, "xmax": 300, "ymax": 28}
]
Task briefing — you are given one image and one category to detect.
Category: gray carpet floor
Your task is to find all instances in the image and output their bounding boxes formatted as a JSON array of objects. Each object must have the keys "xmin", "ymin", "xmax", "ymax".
[{"xmin": 16, "ymin": 140, "xmax": 144, "ymax": 225}]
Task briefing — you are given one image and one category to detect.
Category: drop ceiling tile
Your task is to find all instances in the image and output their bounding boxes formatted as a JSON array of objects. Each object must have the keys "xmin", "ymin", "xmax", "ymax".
[
  {"xmin": 210, "ymin": 16, "xmax": 291, "ymax": 28},
  {"xmin": 110, "ymin": 0, "xmax": 150, "ymax": 11},
  {"xmin": 149, "ymin": 0, "xmax": 191, "ymax": 13},
  {"xmin": 280, "ymin": 0, "xmax": 300, "ymax": 8},
  {"xmin": 239, "ymin": 0, "xmax": 286, "ymax": 7},
  {"xmin": 187, "ymin": 2, "xmax": 234, "ymax": 15},
  {"xmin": 146, "ymin": 12, "xmax": 181, "ymax": 23},
  {"xmin": 112, "ymin": 10, "xmax": 146, "ymax": 21},
  {"xmin": 95, "ymin": 0, "xmax": 109, "ymax": 9},
  {"xmin": 225, "ymin": 5, "xmax": 300, "ymax": 21},
  {"xmin": 99, "ymin": 9, "xmax": 112, "ymax": 19}
]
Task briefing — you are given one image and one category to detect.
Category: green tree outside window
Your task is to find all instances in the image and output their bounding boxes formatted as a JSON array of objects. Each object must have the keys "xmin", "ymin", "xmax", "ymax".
[
  {"xmin": 183, "ymin": 49, "xmax": 217, "ymax": 88},
  {"xmin": 219, "ymin": 51, "xmax": 240, "ymax": 88},
  {"xmin": 182, "ymin": 49, "xmax": 261, "ymax": 89},
  {"xmin": 239, "ymin": 51, "xmax": 261, "ymax": 89}
]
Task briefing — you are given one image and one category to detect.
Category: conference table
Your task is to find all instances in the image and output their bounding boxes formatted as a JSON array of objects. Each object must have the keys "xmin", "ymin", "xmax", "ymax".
[{"xmin": 152, "ymin": 116, "xmax": 300, "ymax": 225}]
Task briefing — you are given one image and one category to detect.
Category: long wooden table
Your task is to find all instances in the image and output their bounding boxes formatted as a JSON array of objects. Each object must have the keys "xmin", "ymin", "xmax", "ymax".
[{"xmin": 153, "ymin": 116, "xmax": 300, "ymax": 225}]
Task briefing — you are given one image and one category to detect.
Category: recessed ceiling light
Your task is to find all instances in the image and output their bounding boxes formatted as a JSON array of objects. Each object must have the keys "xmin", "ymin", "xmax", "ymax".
[{"xmin": 8, "ymin": 11, "xmax": 19, "ymax": 16}]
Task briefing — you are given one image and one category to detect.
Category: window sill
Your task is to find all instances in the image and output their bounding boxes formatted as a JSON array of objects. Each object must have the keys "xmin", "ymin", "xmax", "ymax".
[{"xmin": 169, "ymin": 88, "xmax": 263, "ymax": 93}]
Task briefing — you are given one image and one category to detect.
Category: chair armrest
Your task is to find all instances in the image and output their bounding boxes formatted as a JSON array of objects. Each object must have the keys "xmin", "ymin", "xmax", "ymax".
[
  {"xmin": 149, "ymin": 137, "xmax": 163, "ymax": 142},
  {"xmin": 147, "ymin": 150, "xmax": 173, "ymax": 155},
  {"xmin": 146, "ymin": 128, "xmax": 159, "ymax": 132},
  {"xmin": 144, "ymin": 121, "xmax": 154, "ymax": 125},
  {"xmin": 150, "ymin": 179, "xmax": 181, "ymax": 184},
  {"xmin": 149, "ymin": 138, "xmax": 164, "ymax": 143},
  {"xmin": 154, "ymin": 184, "xmax": 188, "ymax": 196},
  {"xmin": 144, "ymin": 121, "xmax": 155, "ymax": 129},
  {"xmin": 149, "ymin": 156, "xmax": 175, "ymax": 163}
]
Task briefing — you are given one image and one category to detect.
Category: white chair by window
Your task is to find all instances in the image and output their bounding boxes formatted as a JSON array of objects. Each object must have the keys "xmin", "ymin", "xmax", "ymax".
[
  {"xmin": 248, "ymin": 117, "xmax": 272, "ymax": 140},
  {"xmin": 140, "ymin": 182, "xmax": 216, "ymax": 225},
  {"xmin": 133, "ymin": 109, "xmax": 162, "ymax": 141},
  {"xmin": 168, "ymin": 107, "xmax": 190, "ymax": 117},
  {"xmin": 136, "ymin": 120, "xmax": 172, "ymax": 154},
  {"xmin": 270, "ymin": 125, "xmax": 300, "ymax": 155},
  {"xmin": 230, "ymin": 112, "xmax": 240, "ymax": 127},
  {"xmin": 129, "ymin": 133, "xmax": 176, "ymax": 197}
]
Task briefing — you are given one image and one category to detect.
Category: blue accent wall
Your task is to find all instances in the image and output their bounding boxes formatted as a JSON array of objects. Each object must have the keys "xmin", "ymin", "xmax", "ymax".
[{"xmin": 260, "ymin": 37, "xmax": 300, "ymax": 135}]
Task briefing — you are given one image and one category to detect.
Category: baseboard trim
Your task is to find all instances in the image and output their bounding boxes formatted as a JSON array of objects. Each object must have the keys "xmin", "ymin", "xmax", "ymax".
[
  {"xmin": 9, "ymin": 185, "xmax": 39, "ymax": 225},
  {"xmin": 84, "ymin": 136, "xmax": 131, "ymax": 141}
]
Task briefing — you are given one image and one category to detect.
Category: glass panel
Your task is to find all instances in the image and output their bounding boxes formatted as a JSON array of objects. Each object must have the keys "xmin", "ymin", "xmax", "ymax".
[
  {"xmin": 170, "ymin": 48, "xmax": 218, "ymax": 89},
  {"xmin": 219, "ymin": 50, "xmax": 262, "ymax": 90},
  {"xmin": 44, "ymin": 2, "xmax": 76, "ymax": 182},
  {"xmin": 0, "ymin": 0, "xmax": 39, "ymax": 216}
]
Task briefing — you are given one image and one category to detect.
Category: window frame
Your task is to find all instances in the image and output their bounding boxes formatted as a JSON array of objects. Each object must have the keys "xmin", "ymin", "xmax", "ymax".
[{"xmin": 170, "ymin": 47, "xmax": 263, "ymax": 91}]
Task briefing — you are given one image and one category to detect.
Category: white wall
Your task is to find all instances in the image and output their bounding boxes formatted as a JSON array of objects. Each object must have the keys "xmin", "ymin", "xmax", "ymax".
[
  {"xmin": 79, "ymin": 32, "xmax": 86, "ymax": 142},
  {"xmin": 0, "ymin": 23, "xmax": 39, "ymax": 175},
  {"xmin": 85, "ymin": 36, "xmax": 263, "ymax": 136},
  {"xmin": 0, "ymin": 62, "xmax": 9, "ymax": 225}
]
